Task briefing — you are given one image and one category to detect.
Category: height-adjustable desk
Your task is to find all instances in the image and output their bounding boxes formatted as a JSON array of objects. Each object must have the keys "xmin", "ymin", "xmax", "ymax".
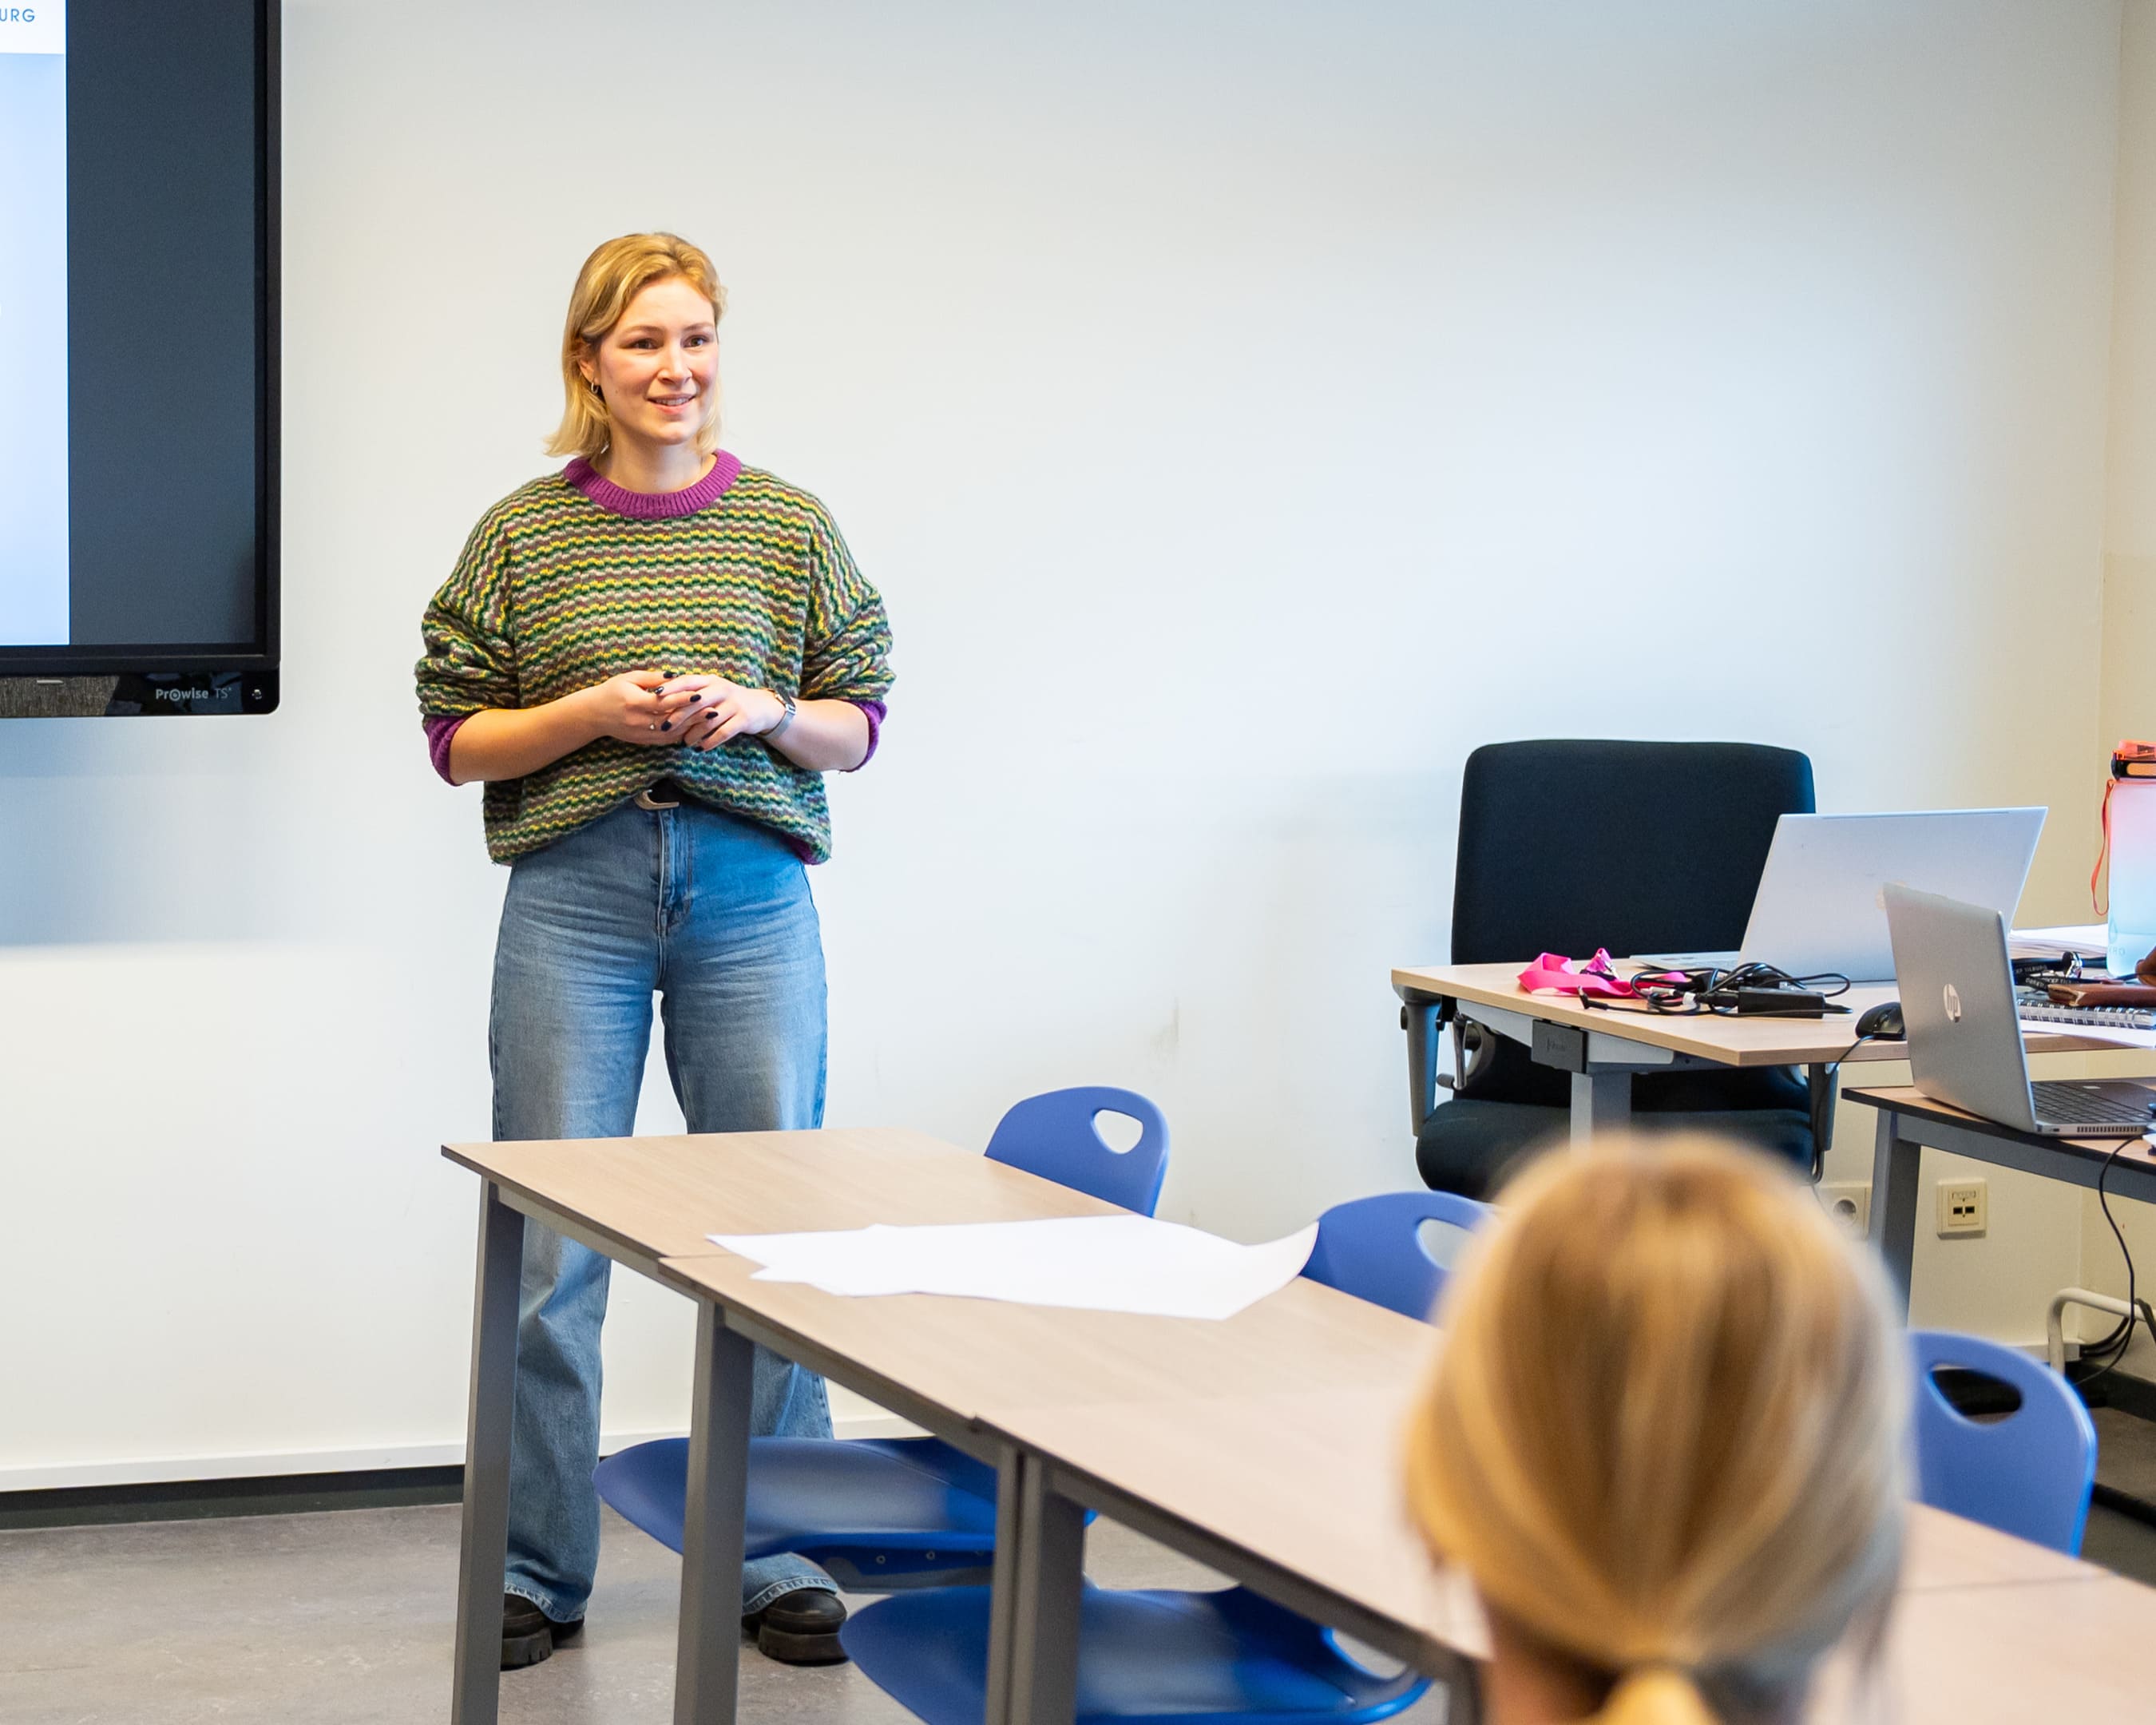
[
  {"xmin": 1845, "ymin": 1085, "xmax": 2156, "ymax": 1317},
  {"xmin": 1392, "ymin": 961, "xmax": 2118, "ymax": 1144}
]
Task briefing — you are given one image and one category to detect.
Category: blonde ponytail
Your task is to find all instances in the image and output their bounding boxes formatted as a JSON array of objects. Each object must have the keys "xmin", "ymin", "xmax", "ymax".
[
  {"xmin": 1404, "ymin": 1135, "xmax": 1907, "ymax": 1722},
  {"xmin": 1596, "ymin": 1668, "xmax": 1720, "ymax": 1725}
]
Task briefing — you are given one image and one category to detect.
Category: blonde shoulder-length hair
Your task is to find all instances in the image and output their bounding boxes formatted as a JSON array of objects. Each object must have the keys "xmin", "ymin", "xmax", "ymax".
[
  {"xmin": 545, "ymin": 232, "xmax": 727, "ymax": 462},
  {"xmin": 1405, "ymin": 1135, "xmax": 1908, "ymax": 1725}
]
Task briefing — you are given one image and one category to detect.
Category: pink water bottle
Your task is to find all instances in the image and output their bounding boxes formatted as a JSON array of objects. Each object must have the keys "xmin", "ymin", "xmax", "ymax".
[{"xmin": 2099, "ymin": 741, "xmax": 2156, "ymax": 975}]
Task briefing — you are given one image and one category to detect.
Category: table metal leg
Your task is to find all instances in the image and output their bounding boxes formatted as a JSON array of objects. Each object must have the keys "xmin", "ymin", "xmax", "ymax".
[
  {"xmin": 985, "ymin": 1451, "xmax": 1085, "ymax": 1725},
  {"xmin": 675, "ymin": 1304, "xmax": 755, "ymax": 1725},
  {"xmin": 1570, "ymin": 1069, "xmax": 1632, "ymax": 1142},
  {"xmin": 451, "ymin": 1182, "xmax": 525, "ymax": 1725},
  {"xmin": 1869, "ymin": 1110, "xmax": 1920, "ymax": 1319},
  {"xmin": 983, "ymin": 1442, "xmax": 1024, "ymax": 1723},
  {"xmin": 1445, "ymin": 1656, "xmax": 1485, "ymax": 1725}
]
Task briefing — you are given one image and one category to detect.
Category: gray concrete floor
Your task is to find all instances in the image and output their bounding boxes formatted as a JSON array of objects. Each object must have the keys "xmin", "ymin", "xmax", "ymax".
[
  {"xmin": 2081, "ymin": 1501, "xmax": 2156, "ymax": 1588},
  {"xmin": 0, "ymin": 1505, "xmax": 1451, "ymax": 1723},
  {"xmin": 2081, "ymin": 1406, "xmax": 2156, "ymax": 1588}
]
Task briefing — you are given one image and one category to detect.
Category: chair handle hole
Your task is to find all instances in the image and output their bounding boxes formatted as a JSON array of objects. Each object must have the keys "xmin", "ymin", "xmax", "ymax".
[
  {"xmin": 1927, "ymin": 1364, "xmax": 2025, "ymax": 1423},
  {"xmin": 1090, "ymin": 1108, "xmax": 1144, "ymax": 1155},
  {"xmin": 1415, "ymin": 1217, "xmax": 1474, "ymax": 1271}
]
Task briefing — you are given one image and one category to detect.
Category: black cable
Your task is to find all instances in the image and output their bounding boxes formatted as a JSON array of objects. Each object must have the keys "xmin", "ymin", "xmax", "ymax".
[
  {"xmin": 1714, "ymin": 962, "xmax": 1853, "ymax": 1001},
  {"xmin": 2075, "ymin": 1135, "xmax": 2154, "ymax": 1391},
  {"xmin": 1804, "ymin": 1031, "xmax": 1877, "ymax": 1185},
  {"xmin": 1625, "ymin": 962, "xmax": 1853, "ymax": 1017}
]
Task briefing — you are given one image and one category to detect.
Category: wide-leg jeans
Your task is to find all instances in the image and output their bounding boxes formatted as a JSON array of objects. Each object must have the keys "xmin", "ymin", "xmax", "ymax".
[{"xmin": 489, "ymin": 797, "xmax": 838, "ymax": 1624}]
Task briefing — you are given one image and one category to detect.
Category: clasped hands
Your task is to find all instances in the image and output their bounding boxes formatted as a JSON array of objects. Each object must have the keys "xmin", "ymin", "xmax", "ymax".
[{"xmin": 580, "ymin": 671, "xmax": 787, "ymax": 752}]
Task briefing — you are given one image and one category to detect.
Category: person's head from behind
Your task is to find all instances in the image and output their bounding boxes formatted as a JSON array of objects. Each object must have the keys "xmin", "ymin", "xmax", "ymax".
[
  {"xmin": 1405, "ymin": 1136, "xmax": 1907, "ymax": 1725},
  {"xmin": 549, "ymin": 232, "xmax": 727, "ymax": 464}
]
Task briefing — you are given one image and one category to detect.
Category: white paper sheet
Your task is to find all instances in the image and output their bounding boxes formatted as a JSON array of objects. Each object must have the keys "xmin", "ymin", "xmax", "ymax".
[
  {"xmin": 2010, "ymin": 923, "xmax": 2111, "ymax": 961},
  {"xmin": 708, "ymin": 1215, "xmax": 1320, "ymax": 1321}
]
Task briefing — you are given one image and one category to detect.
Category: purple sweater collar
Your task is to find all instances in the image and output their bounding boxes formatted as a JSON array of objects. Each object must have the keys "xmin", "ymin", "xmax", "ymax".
[{"xmin": 564, "ymin": 450, "xmax": 743, "ymax": 519}]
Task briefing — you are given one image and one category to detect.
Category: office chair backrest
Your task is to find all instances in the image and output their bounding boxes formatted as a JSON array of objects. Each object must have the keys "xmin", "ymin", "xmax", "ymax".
[
  {"xmin": 984, "ymin": 1086, "xmax": 1170, "ymax": 1216},
  {"xmin": 1302, "ymin": 1191, "xmax": 1493, "ymax": 1321},
  {"xmin": 1451, "ymin": 740, "xmax": 1815, "ymax": 966},
  {"xmin": 1908, "ymin": 1329, "xmax": 2098, "ymax": 1556}
]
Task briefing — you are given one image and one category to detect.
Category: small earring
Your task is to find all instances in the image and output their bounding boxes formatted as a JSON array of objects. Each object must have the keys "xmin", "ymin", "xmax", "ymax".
[{"xmin": 587, "ymin": 379, "xmax": 601, "ymax": 396}]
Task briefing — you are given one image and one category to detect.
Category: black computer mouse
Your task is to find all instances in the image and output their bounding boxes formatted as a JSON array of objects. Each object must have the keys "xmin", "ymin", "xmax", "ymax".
[{"xmin": 1856, "ymin": 1001, "xmax": 1904, "ymax": 1040}]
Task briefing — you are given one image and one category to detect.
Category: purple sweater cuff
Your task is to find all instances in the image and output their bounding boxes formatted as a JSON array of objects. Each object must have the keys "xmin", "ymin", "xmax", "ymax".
[
  {"xmin": 423, "ymin": 699, "xmax": 885, "ymax": 785},
  {"xmin": 850, "ymin": 700, "xmax": 886, "ymax": 770},
  {"xmin": 425, "ymin": 712, "xmax": 466, "ymax": 783}
]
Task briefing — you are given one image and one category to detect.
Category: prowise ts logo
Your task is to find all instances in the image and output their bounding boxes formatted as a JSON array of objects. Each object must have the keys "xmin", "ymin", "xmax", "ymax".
[{"xmin": 153, "ymin": 686, "xmax": 220, "ymax": 704}]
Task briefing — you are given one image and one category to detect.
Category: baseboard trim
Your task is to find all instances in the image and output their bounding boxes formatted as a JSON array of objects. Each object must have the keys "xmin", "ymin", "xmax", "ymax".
[
  {"xmin": 0, "ymin": 1411, "xmax": 925, "ymax": 1532},
  {"xmin": 0, "ymin": 1465, "xmax": 472, "ymax": 1530},
  {"xmin": 0, "ymin": 1407, "xmax": 922, "ymax": 1505}
]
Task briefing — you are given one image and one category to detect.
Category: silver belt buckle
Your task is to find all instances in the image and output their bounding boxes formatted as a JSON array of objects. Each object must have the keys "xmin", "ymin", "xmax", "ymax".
[{"xmin": 633, "ymin": 783, "xmax": 682, "ymax": 811}]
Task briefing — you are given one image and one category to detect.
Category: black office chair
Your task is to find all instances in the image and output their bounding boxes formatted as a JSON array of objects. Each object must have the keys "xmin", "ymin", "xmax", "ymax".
[{"xmin": 1414, "ymin": 739, "xmax": 1818, "ymax": 1200}]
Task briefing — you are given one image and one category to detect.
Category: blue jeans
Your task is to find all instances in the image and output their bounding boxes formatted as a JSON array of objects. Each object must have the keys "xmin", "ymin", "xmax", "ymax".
[{"xmin": 490, "ymin": 798, "xmax": 838, "ymax": 1623}]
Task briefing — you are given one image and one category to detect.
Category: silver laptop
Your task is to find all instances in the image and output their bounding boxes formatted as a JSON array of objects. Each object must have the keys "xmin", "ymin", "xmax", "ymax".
[
  {"xmin": 1884, "ymin": 883, "xmax": 2154, "ymax": 1136},
  {"xmin": 1641, "ymin": 808, "xmax": 2045, "ymax": 981}
]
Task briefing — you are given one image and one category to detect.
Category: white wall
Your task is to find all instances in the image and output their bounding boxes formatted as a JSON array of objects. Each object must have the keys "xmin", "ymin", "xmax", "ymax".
[
  {"xmin": 0, "ymin": 0, "xmax": 2130, "ymax": 1482},
  {"xmin": 2083, "ymin": 0, "xmax": 2156, "ymax": 1371}
]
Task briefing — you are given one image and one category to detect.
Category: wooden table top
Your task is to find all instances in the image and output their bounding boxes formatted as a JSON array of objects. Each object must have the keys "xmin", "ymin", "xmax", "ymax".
[
  {"xmin": 969, "ymin": 1375, "xmax": 2118, "ymax": 1675},
  {"xmin": 442, "ymin": 1128, "xmax": 1118, "ymax": 1267},
  {"xmin": 656, "ymin": 1251, "xmax": 1426, "ymax": 1427},
  {"xmin": 1393, "ymin": 962, "xmax": 2127, "ymax": 1068},
  {"xmin": 1813, "ymin": 1575, "xmax": 2155, "ymax": 1723}
]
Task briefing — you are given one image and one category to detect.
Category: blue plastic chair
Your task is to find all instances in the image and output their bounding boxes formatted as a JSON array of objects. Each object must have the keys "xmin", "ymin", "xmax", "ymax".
[
  {"xmin": 842, "ymin": 1585, "xmax": 1426, "ymax": 1725},
  {"xmin": 594, "ymin": 1087, "xmax": 1171, "ymax": 1588},
  {"xmin": 1301, "ymin": 1190, "xmax": 1492, "ymax": 1321},
  {"xmin": 986, "ymin": 1086, "xmax": 1170, "ymax": 1216},
  {"xmin": 1908, "ymin": 1329, "xmax": 2098, "ymax": 1556},
  {"xmin": 840, "ymin": 1190, "xmax": 1494, "ymax": 1723}
]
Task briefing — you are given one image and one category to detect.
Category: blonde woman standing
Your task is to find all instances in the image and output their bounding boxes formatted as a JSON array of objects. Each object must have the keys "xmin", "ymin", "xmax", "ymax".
[
  {"xmin": 1405, "ymin": 1137, "xmax": 1908, "ymax": 1725},
  {"xmin": 415, "ymin": 234, "xmax": 894, "ymax": 1669}
]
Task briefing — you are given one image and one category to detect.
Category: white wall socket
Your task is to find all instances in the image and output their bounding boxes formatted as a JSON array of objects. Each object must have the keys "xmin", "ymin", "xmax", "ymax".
[
  {"xmin": 1936, "ymin": 1177, "xmax": 1988, "ymax": 1237},
  {"xmin": 1819, "ymin": 1182, "xmax": 1871, "ymax": 1239}
]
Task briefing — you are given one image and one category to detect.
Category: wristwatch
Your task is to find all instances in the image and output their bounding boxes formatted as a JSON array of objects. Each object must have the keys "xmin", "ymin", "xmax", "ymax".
[{"xmin": 767, "ymin": 688, "xmax": 798, "ymax": 737}]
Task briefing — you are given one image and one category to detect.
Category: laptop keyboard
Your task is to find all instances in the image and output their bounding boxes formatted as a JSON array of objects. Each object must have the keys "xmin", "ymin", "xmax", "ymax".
[{"xmin": 2031, "ymin": 1081, "xmax": 2154, "ymax": 1129}]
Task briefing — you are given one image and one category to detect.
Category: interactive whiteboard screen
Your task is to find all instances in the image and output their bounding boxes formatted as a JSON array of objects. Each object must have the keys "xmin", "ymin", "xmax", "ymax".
[
  {"xmin": 0, "ymin": 0, "xmax": 276, "ymax": 712},
  {"xmin": 0, "ymin": 5, "xmax": 68, "ymax": 645}
]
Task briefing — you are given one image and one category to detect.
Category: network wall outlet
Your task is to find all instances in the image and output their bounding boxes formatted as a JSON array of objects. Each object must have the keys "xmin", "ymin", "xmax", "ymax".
[{"xmin": 1936, "ymin": 1177, "xmax": 1988, "ymax": 1238}]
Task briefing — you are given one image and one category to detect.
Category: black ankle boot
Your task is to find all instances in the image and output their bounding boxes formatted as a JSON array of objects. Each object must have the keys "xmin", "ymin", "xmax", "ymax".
[
  {"xmin": 743, "ymin": 1587, "xmax": 848, "ymax": 1664},
  {"xmin": 501, "ymin": 1592, "xmax": 584, "ymax": 1670}
]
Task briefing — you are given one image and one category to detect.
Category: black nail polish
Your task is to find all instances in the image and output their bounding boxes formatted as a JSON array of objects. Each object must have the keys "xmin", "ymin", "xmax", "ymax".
[
  {"xmin": 689, "ymin": 694, "xmax": 701, "ymax": 704},
  {"xmin": 660, "ymin": 722, "xmax": 672, "ymax": 732}
]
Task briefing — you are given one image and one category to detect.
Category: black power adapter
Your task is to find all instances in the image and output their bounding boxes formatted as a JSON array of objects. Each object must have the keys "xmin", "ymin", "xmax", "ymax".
[{"xmin": 1725, "ymin": 987, "xmax": 1840, "ymax": 1017}]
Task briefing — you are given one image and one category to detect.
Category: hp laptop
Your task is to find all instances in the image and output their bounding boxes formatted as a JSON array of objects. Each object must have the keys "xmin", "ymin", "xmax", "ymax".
[
  {"xmin": 1883, "ymin": 883, "xmax": 2156, "ymax": 1136},
  {"xmin": 1641, "ymin": 808, "xmax": 2045, "ymax": 981}
]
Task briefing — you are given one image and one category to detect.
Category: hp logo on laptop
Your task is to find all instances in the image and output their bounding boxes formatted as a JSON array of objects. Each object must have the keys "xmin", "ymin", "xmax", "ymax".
[{"xmin": 1943, "ymin": 983, "xmax": 1964, "ymax": 1023}]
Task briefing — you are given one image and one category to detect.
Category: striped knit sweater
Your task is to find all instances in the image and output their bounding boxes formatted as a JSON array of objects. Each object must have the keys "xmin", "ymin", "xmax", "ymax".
[{"xmin": 414, "ymin": 452, "xmax": 894, "ymax": 864}]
